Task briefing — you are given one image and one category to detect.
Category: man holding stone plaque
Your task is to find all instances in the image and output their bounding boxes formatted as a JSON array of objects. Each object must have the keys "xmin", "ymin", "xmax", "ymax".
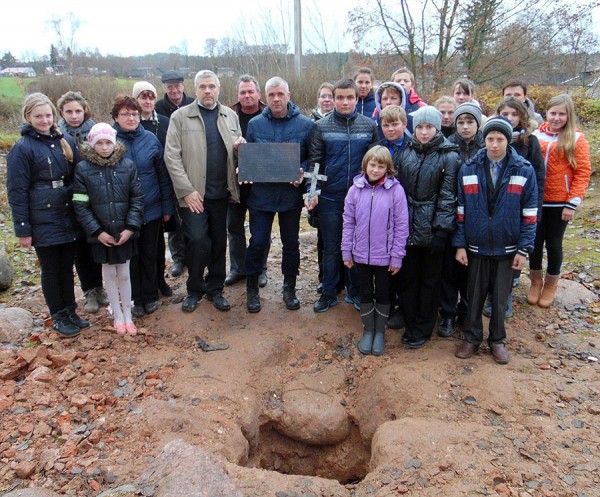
[
  {"xmin": 165, "ymin": 70, "xmax": 242, "ymax": 314},
  {"xmin": 243, "ymin": 77, "xmax": 315, "ymax": 313},
  {"xmin": 307, "ymin": 79, "xmax": 379, "ymax": 313}
]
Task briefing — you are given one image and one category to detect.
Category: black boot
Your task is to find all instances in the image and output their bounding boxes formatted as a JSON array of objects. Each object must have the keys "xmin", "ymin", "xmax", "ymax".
[
  {"xmin": 67, "ymin": 305, "xmax": 90, "ymax": 329},
  {"xmin": 282, "ymin": 276, "xmax": 300, "ymax": 310},
  {"xmin": 246, "ymin": 275, "xmax": 261, "ymax": 313},
  {"xmin": 387, "ymin": 306, "xmax": 405, "ymax": 329},
  {"xmin": 438, "ymin": 316, "xmax": 455, "ymax": 337},
  {"xmin": 357, "ymin": 301, "xmax": 375, "ymax": 354},
  {"xmin": 52, "ymin": 309, "xmax": 81, "ymax": 337},
  {"xmin": 372, "ymin": 304, "xmax": 390, "ymax": 356}
]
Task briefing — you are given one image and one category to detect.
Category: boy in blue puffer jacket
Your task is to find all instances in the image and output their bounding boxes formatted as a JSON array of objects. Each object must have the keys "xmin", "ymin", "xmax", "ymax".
[{"xmin": 454, "ymin": 116, "xmax": 538, "ymax": 365}]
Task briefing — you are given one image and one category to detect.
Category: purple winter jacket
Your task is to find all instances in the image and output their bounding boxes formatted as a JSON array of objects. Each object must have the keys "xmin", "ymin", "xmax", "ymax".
[{"xmin": 342, "ymin": 174, "xmax": 409, "ymax": 268}]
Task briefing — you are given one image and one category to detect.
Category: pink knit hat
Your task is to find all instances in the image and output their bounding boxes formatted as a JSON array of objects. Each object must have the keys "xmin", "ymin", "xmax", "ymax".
[{"xmin": 87, "ymin": 123, "xmax": 116, "ymax": 147}]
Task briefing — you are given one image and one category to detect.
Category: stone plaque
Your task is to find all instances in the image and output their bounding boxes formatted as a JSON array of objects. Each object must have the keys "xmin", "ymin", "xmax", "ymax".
[{"xmin": 238, "ymin": 142, "xmax": 301, "ymax": 183}]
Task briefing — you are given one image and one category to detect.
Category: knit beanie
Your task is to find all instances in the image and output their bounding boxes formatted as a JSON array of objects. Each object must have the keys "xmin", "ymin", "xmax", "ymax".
[
  {"xmin": 454, "ymin": 102, "xmax": 482, "ymax": 129},
  {"xmin": 87, "ymin": 123, "xmax": 116, "ymax": 147},
  {"xmin": 482, "ymin": 116, "xmax": 513, "ymax": 142},
  {"xmin": 411, "ymin": 106, "xmax": 442, "ymax": 131},
  {"xmin": 132, "ymin": 81, "xmax": 157, "ymax": 99}
]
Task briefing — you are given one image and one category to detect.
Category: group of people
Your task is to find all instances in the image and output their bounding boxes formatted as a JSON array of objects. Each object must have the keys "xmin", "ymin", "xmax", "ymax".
[{"xmin": 6, "ymin": 68, "xmax": 591, "ymax": 366}]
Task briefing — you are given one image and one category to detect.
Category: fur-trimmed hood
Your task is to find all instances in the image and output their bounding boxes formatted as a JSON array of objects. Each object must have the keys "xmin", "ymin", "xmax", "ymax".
[{"xmin": 79, "ymin": 141, "xmax": 127, "ymax": 167}]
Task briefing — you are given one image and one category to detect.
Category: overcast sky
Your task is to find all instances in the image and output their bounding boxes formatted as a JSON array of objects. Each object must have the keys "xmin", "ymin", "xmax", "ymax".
[
  {"xmin": 3, "ymin": 1, "xmax": 600, "ymax": 61},
  {"xmin": 2, "ymin": 0, "xmax": 358, "ymax": 60}
]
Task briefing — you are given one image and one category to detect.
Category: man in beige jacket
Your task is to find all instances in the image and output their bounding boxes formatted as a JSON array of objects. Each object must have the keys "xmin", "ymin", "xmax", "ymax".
[{"xmin": 165, "ymin": 70, "xmax": 242, "ymax": 313}]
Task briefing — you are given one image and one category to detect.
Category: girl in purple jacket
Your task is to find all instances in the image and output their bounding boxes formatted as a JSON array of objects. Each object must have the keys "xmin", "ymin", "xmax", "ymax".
[{"xmin": 342, "ymin": 146, "xmax": 409, "ymax": 356}]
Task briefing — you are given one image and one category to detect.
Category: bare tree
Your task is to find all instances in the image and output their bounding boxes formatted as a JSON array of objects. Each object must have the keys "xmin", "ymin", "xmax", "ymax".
[
  {"xmin": 348, "ymin": 0, "xmax": 600, "ymax": 90},
  {"xmin": 47, "ymin": 12, "xmax": 80, "ymax": 74}
]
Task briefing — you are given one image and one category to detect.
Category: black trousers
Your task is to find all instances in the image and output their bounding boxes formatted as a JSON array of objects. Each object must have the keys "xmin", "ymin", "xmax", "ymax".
[
  {"xmin": 356, "ymin": 263, "xmax": 391, "ymax": 305},
  {"xmin": 130, "ymin": 218, "xmax": 161, "ymax": 306},
  {"xmin": 35, "ymin": 242, "xmax": 77, "ymax": 315},
  {"xmin": 463, "ymin": 254, "xmax": 513, "ymax": 347},
  {"xmin": 181, "ymin": 198, "xmax": 228, "ymax": 297},
  {"xmin": 439, "ymin": 241, "xmax": 468, "ymax": 320},
  {"xmin": 530, "ymin": 206, "xmax": 568, "ymax": 275},
  {"xmin": 398, "ymin": 245, "xmax": 444, "ymax": 340},
  {"xmin": 74, "ymin": 237, "xmax": 103, "ymax": 292}
]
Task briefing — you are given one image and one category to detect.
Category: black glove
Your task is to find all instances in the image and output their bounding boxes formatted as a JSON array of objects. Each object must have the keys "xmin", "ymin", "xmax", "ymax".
[{"xmin": 429, "ymin": 233, "xmax": 447, "ymax": 255}]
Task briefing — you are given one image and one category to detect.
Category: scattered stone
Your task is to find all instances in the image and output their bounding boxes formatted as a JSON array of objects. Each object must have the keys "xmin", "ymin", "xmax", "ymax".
[
  {"xmin": 587, "ymin": 405, "xmax": 600, "ymax": 415},
  {"xmin": 14, "ymin": 460, "xmax": 37, "ymax": 478},
  {"xmin": 463, "ymin": 396, "xmax": 477, "ymax": 405},
  {"xmin": 559, "ymin": 473, "xmax": 576, "ymax": 485},
  {"xmin": 28, "ymin": 366, "xmax": 54, "ymax": 382},
  {"xmin": 404, "ymin": 459, "xmax": 422, "ymax": 469},
  {"xmin": 48, "ymin": 351, "xmax": 77, "ymax": 367},
  {"xmin": 58, "ymin": 368, "xmax": 78, "ymax": 382},
  {"xmin": 70, "ymin": 394, "xmax": 90, "ymax": 407}
]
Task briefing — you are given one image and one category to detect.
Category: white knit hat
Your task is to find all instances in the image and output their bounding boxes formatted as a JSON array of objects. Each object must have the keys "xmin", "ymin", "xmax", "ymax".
[{"xmin": 132, "ymin": 81, "xmax": 157, "ymax": 99}]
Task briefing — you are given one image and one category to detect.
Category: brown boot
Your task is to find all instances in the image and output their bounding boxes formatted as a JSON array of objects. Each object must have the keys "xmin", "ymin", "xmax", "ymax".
[
  {"xmin": 526, "ymin": 269, "xmax": 544, "ymax": 305},
  {"xmin": 538, "ymin": 274, "xmax": 559, "ymax": 308}
]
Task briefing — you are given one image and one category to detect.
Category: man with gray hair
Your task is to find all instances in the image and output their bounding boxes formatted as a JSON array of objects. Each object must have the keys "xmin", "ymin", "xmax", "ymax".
[
  {"xmin": 244, "ymin": 76, "xmax": 315, "ymax": 313},
  {"xmin": 165, "ymin": 70, "xmax": 243, "ymax": 313},
  {"xmin": 225, "ymin": 75, "xmax": 269, "ymax": 288}
]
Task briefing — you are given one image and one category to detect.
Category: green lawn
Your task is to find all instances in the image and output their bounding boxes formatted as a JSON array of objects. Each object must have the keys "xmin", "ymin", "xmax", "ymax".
[{"xmin": 0, "ymin": 77, "xmax": 33, "ymax": 99}]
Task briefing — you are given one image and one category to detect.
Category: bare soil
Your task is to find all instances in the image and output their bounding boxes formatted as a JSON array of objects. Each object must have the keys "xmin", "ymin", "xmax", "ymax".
[{"xmin": 1, "ymin": 225, "xmax": 599, "ymax": 497}]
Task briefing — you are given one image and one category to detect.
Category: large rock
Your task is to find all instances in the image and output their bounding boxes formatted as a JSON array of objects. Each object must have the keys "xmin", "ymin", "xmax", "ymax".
[
  {"xmin": 274, "ymin": 367, "xmax": 350, "ymax": 445},
  {"xmin": 0, "ymin": 248, "xmax": 13, "ymax": 290},
  {"xmin": 555, "ymin": 278, "xmax": 597, "ymax": 306},
  {"xmin": 3, "ymin": 490, "xmax": 62, "ymax": 497},
  {"xmin": 139, "ymin": 439, "xmax": 243, "ymax": 497},
  {"xmin": 0, "ymin": 307, "xmax": 34, "ymax": 343}
]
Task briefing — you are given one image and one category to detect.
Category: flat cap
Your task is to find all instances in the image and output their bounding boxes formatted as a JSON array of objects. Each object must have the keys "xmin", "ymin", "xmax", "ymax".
[{"xmin": 161, "ymin": 70, "xmax": 184, "ymax": 83}]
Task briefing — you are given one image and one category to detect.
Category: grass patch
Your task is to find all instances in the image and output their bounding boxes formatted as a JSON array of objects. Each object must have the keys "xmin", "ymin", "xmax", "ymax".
[{"xmin": 0, "ymin": 77, "xmax": 34, "ymax": 99}]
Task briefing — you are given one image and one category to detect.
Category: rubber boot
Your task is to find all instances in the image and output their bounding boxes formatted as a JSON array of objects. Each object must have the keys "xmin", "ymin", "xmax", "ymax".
[
  {"xmin": 538, "ymin": 274, "xmax": 559, "ymax": 308},
  {"xmin": 282, "ymin": 276, "xmax": 300, "ymax": 310},
  {"xmin": 372, "ymin": 304, "xmax": 390, "ymax": 356},
  {"xmin": 357, "ymin": 302, "xmax": 375, "ymax": 355},
  {"xmin": 526, "ymin": 269, "xmax": 543, "ymax": 305},
  {"xmin": 246, "ymin": 275, "xmax": 261, "ymax": 313}
]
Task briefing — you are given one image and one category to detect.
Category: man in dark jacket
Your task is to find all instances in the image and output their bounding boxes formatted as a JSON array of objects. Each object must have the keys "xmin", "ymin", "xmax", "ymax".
[
  {"xmin": 454, "ymin": 117, "xmax": 538, "ymax": 364},
  {"xmin": 225, "ymin": 75, "xmax": 268, "ymax": 288},
  {"xmin": 155, "ymin": 70, "xmax": 195, "ymax": 118},
  {"xmin": 307, "ymin": 79, "xmax": 379, "ymax": 313},
  {"xmin": 244, "ymin": 77, "xmax": 315, "ymax": 313},
  {"xmin": 155, "ymin": 70, "xmax": 194, "ymax": 278}
]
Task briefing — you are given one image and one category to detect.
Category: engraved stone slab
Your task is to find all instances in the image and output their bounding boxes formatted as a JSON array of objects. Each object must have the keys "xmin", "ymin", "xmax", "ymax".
[{"xmin": 238, "ymin": 143, "xmax": 301, "ymax": 183}]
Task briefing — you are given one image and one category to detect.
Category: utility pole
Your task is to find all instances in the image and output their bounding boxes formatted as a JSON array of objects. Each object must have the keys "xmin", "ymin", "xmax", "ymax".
[{"xmin": 294, "ymin": 0, "xmax": 302, "ymax": 78}]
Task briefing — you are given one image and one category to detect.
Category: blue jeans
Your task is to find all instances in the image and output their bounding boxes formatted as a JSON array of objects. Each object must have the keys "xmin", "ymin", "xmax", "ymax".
[
  {"xmin": 319, "ymin": 198, "xmax": 358, "ymax": 297},
  {"xmin": 246, "ymin": 208, "xmax": 301, "ymax": 277}
]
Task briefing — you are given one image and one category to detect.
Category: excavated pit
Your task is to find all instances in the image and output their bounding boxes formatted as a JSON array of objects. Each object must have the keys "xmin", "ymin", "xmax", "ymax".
[{"xmin": 245, "ymin": 421, "xmax": 371, "ymax": 483}]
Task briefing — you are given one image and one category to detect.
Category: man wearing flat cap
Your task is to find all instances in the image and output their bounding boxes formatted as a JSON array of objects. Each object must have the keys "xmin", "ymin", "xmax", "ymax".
[
  {"xmin": 155, "ymin": 70, "xmax": 195, "ymax": 119},
  {"xmin": 155, "ymin": 71, "xmax": 194, "ymax": 278}
]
